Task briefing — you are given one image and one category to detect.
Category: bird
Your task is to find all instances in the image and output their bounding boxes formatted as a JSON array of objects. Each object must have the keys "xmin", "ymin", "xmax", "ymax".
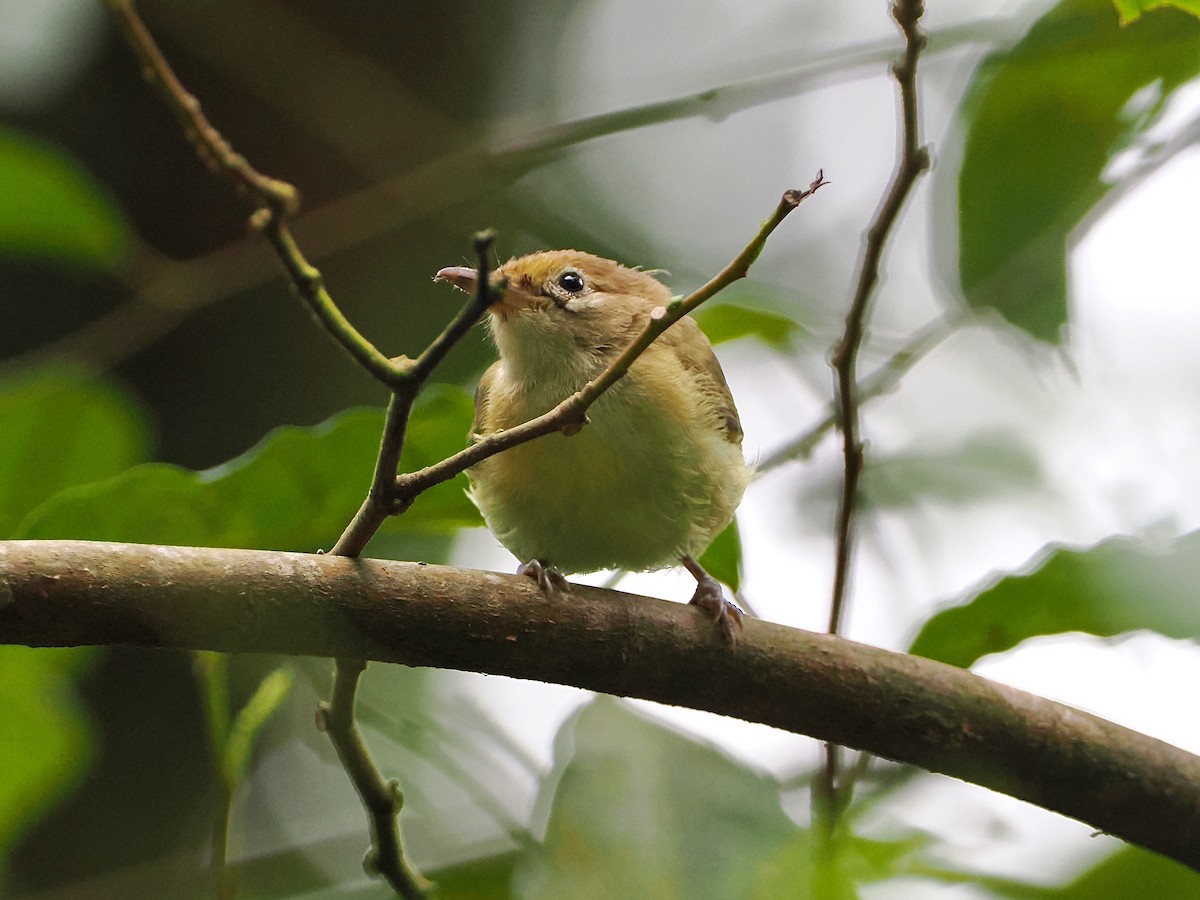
[{"xmin": 435, "ymin": 250, "xmax": 748, "ymax": 643}]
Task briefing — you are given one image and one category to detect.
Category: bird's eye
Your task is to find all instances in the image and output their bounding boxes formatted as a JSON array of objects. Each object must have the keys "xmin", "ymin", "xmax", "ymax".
[{"xmin": 557, "ymin": 271, "xmax": 585, "ymax": 294}]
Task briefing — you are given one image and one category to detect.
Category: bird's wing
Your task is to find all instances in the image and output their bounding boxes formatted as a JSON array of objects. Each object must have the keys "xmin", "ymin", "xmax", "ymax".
[
  {"xmin": 663, "ymin": 317, "xmax": 743, "ymax": 445},
  {"xmin": 470, "ymin": 361, "xmax": 503, "ymax": 441}
]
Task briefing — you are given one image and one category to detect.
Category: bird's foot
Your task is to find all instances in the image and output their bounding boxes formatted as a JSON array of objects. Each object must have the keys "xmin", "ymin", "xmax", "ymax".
[
  {"xmin": 518, "ymin": 559, "xmax": 571, "ymax": 598},
  {"xmin": 687, "ymin": 570, "xmax": 743, "ymax": 646}
]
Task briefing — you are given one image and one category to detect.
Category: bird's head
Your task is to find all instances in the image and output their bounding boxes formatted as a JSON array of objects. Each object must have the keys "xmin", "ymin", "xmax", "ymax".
[{"xmin": 436, "ymin": 250, "xmax": 673, "ymax": 382}]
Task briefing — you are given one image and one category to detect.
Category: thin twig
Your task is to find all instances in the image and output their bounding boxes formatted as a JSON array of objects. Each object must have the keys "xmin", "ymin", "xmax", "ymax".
[
  {"xmin": 13, "ymin": 18, "xmax": 1007, "ymax": 377},
  {"xmin": 333, "ymin": 232, "xmax": 497, "ymax": 558},
  {"xmin": 103, "ymin": 4, "xmax": 443, "ymax": 892},
  {"xmin": 392, "ymin": 175, "xmax": 827, "ymax": 506},
  {"xmin": 410, "ymin": 229, "xmax": 499, "ymax": 382},
  {"xmin": 253, "ymin": 213, "xmax": 403, "ymax": 386},
  {"xmin": 102, "ymin": 0, "xmax": 296, "ymax": 215},
  {"xmin": 756, "ymin": 315, "xmax": 954, "ymax": 474},
  {"xmin": 320, "ymin": 233, "xmax": 495, "ymax": 896},
  {"xmin": 317, "ymin": 659, "xmax": 431, "ymax": 898},
  {"xmin": 819, "ymin": 0, "xmax": 930, "ymax": 843},
  {"xmin": 829, "ymin": 0, "xmax": 929, "ymax": 636},
  {"xmin": 104, "ymin": 0, "xmax": 402, "ymax": 389}
]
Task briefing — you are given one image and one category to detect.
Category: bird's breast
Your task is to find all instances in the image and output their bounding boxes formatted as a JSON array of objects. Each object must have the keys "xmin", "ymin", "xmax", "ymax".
[{"xmin": 467, "ymin": 351, "xmax": 746, "ymax": 574}]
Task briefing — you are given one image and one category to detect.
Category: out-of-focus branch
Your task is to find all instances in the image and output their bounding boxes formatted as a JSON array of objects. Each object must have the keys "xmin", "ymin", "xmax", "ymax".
[
  {"xmin": 13, "ymin": 17, "xmax": 1009, "ymax": 376},
  {"xmin": 757, "ymin": 315, "xmax": 954, "ymax": 474},
  {"xmin": 4, "ymin": 539, "xmax": 1200, "ymax": 874},
  {"xmin": 104, "ymin": 0, "xmax": 401, "ymax": 388}
]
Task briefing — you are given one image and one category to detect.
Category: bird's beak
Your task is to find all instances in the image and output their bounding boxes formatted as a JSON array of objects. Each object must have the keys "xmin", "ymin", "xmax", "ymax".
[
  {"xmin": 434, "ymin": 266, "xmax": 478, "ymax": 293},
  {"xmin": 434, "ymin": 266, "xmax": 534, "ymax": 319}
]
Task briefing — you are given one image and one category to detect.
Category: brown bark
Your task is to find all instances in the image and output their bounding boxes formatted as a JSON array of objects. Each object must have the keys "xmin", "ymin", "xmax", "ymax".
[{"xmin": 3, "ymin": 539, "xmax": 1199, "ymax": 870}]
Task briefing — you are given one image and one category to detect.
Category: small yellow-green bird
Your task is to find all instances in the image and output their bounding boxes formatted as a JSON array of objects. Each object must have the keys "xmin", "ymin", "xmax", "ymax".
[{"xmin": 436, "ymin": 250, "xmax": 748, "ymax": 642}]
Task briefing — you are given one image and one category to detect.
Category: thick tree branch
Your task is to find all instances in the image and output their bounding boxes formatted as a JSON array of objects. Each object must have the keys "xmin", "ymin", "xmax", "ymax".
[{"xmin": 3, "ymin": 540, "xmax": 1200, "ymax": 872}]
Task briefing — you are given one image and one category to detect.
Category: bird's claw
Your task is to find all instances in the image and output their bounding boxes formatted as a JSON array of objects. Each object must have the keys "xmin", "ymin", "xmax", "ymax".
[
  {"xmin": 518, "ymin": 559, "xmax": 571, "ymax": 598},
  {"xmin": 689, "ymin": 576, "xmax": 743, "ymax": 646}
]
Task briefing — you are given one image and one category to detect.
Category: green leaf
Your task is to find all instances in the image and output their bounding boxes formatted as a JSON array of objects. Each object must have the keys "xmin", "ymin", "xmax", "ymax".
[
  {"xmin": 1114, "ymin": 0, "xmax": 1200, "ymax": 23},
  {"xmin": 0, "ymin": 128, "xmax": 130, "ymax": 269},
  {"xmin": 693, "ymin": 303, "xmax": 805, "ymax": 348},
  {"xmin": 514, "ymin": 697, "xmax": 796, "ymax": 899},
  {"xmin": 224, "ymin": 667, "xmax": 293, "ymax": 785},
  {"xmin": 18, "ymin": 385, "xmax": 480, "ymax": 550},
  {"xmin": 0, "ymin": 367, "xmax": 152, "ymax": 538},
  {"xmin": 978, "ymin": 845, "xmax": 1200, "ymax": 897},
  {"xmin": 752, "ymin": 830, "xmax": 932, "ymax": 899},
  {"xmin": 430, "ymin": 852, "xmax": 519, "ymax": 900},
  {"xmin": 195, "ymin": 651, "xmax": 232, "ymax": 764},
  {"xmin": 1049, "ymin": 845, "xmax": 1200, "ymax": 897},
  {"xmin": 954, "ymin": 0, "xmax": 1200, "ymax": 341},
  {"xmin": 910, "ymin": 530, "xmax": 1200, "ymax": 667},
  {"xmin": 0, "ymin": 647, "xmax": 94, "ymax": 866},
  {"xmin": 384, "ymin": 385, "xmax": 482, "ymax": 536},
  {"xmin": 698, "ymin": 519, "xmax": 742, "ymax": 591}
]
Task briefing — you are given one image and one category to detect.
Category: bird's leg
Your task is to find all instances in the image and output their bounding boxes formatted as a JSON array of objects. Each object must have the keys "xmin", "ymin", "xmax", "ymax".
[
  {"xmin": 682, "ymin": 555, "xmax": 743, "ymax": 645},
  {"xmin": 518, "ymin": 559, "xmax": 571, "ymax": 597}
]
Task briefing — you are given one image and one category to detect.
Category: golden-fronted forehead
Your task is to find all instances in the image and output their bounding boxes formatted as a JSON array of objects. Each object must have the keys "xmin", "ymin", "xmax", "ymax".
[{"xmin": 498, "ymin": 250, "xmax": 672, "ymax": 303}]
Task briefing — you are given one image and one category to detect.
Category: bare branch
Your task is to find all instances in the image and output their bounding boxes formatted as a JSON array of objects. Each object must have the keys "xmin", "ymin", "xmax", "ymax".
[
  {"xmin": 829, "ymin": 0, "xmax": 931, "ymax": 637},
  {"xmin": 821, "ymin": 0, "xmax": 932, "ymax": 844},
  {"xmin": 4, "ymin": 539, "xmax": 1200, "ymax": 873},
  {"xmin": 317, "ymin": 659, "xmax": 432, "ymax": 898},
  {"xmin": 103, "ymin": 0, "xmax": 401, "ymax": 388}
]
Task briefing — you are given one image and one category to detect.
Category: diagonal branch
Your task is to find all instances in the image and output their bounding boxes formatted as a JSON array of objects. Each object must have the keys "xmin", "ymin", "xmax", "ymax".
[
  {"xmin": 393, "ymin": 175, "xmax": 827, "ymax": 506},
  {"xmin": 4, "ymin": 539, "xmax": 1200, "ymax": 874},
  {"xmin": 21, "ymin": 17, "xmax": 1010, "ymax": 377},
  {"xmin": 333, "ymin": 232, "xmax": 497, "ymax": 559},
  {"xmin": 757, "ymin": 314, "xmax": 955, "ymax": 475},
  {"xmin": 104, "ymin": 0, "xmax": 401, "ymax": 389}
]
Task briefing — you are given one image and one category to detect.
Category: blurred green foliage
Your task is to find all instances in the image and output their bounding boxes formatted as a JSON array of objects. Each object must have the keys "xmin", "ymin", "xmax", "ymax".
[
  {"xmin": 0, "ymin": 647, "xmax": 93, "ymax": 874},
  {"xmin": 16, "ymin": 386, "xmax": 479, "ymax": 551},
  {"xmin": 0, "ymin": 367, "xmax": 151, "ymax": 537},
  {"xmin": 3, "ymin": 0, "xmax": 1200, "ymax": 896},
  {"xmin": 1113, "ymin": 0, "xmax": 1200, "ymax": 23},
  {"xmin": 911, "ymin": 530, "xmax": 1200, "ymax": 667},
  {"xmin": 513, "ymin": 698, "xmax": 796, "ymax": 899},
  {"xmin": 956, "ymin": 0, "xmax": 1200, "ymax": 341},
  {"xmin": 694, "ymin": 303, "xmax": 806, "ymax": 349},
  {"xmin": 0, "ymin": 128, "xmax": 130, "ymax": 270}
]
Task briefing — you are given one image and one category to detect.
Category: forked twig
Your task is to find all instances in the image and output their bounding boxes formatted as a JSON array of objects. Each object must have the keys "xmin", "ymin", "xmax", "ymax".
[{"xmin": 105, "ymin": 3, "xmax": 826, "ymax": 892}]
